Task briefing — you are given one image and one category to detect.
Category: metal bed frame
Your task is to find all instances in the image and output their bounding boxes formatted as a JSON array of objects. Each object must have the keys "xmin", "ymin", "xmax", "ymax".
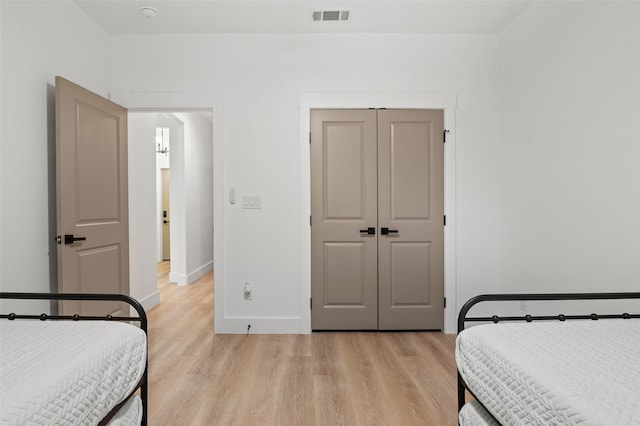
[
  {"xmin": 0, "ymin": 292, "xmax": 148, "ymax": 426},
  {"xmin": 456, "ymin": 291, "xmax": 640, "ymax": 425}
]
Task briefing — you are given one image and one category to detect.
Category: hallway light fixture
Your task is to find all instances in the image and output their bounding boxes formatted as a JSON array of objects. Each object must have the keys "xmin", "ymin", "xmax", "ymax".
[{"xmin": 156, "ymin": 127, "xmax": 170, "ymax": 156}]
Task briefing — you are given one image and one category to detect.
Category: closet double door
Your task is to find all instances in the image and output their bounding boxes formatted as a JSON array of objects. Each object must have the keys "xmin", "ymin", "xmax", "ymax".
[{"xmin": 311, "ymin": 109, "xmax": 444, "ymax": 330}]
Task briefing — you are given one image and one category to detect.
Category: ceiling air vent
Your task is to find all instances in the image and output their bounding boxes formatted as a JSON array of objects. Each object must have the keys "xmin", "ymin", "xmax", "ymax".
[{"xmin": 312, "ymin": 10, "xmax": 350, "ymax": 22}]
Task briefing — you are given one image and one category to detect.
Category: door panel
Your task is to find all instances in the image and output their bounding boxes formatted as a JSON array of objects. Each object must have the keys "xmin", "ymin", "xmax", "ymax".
[
  {"xmin": 56, "ymin": 76, "xmax": 129, "ymax": 316},
  {"xmin": 76, "ymin": 102, "xmax": 121, "ymax": 220},
  {"xmin": 311, "ymin": 110, "xmax": 378, "ymax": 330},
  {"xmin": 77, "ymin": 245, "xmax": 122, "ymax": 314},
  {"xmin": 325, "ymin": 125, "xmax": 365, "ymax": 219},
  {"xmin": 389, "ymin": 242, "xmax": 431, "ymax": 305},
  {"xmin": 324, "ymin": 242, "xmax": 368, "ymax": 304},
  {"xmin": 389, "ymin": 121, "xmax": 432, "ymax": 219},
  {"xmin": 378, "ymin": 109, "xmax": 444, "ymax": 330}
]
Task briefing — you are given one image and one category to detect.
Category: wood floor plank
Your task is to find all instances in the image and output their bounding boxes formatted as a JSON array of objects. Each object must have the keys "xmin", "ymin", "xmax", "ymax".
[{"xmin": 147, "ymin": 262, "xmax": 458, "ymax": 425}]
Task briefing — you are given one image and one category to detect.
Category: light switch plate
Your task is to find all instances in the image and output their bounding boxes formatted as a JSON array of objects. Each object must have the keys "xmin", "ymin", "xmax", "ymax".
[{"xmin": 242, "ymin": 195, "xmax": 262, "ymax": 209}]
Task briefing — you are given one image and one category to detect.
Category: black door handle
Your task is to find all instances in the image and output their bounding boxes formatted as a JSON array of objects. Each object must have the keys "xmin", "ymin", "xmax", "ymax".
[
  {"xmin": 163, "ymin": 220, "xmax": 170, "ymax": 224},
  {"xmin": 359, "ymin": 227, "xmax": 376, "ymax": 235},
  {"xmin": 64, "ymin": 234, "xmax": 86, "ymax": 245},
  {"xmin": 381, "ymin": 227, "xmax": 398, "ymax": 235}
]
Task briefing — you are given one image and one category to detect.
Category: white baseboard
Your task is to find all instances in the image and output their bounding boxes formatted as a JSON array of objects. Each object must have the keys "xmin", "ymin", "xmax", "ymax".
[
  {"xmin": 217, "ymin": 316, "xmax": 303, "ymax": 334},
  {"xmin": 168, "ymin": 271, "xmax": 182, "ymax": 285},
  {"xmin": 136, "ymin": 290, "xmax": 160, "ymax": 312},
  {"xmin": 185, "ymin": 261, "xmax": 213, "ymax": 285},
  {"xmin": 170, "ymin": 261, "xmax": 213, "ymax": 286}
]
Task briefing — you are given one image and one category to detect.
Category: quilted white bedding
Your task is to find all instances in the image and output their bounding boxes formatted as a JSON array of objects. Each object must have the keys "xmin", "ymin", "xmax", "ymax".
[
  {"xmin": 456, "ymin": 319, "xmax": 640, "ymax": 426},
  {"xmin": 107, "ymin": 396, "xmax": 142, "ymax": 426},
  {"xmin": 459, "ymin": 400, "xmax": 500, "ymax": 426},
  {"xmin": 0, "ymin": 321, "xmax": 146, "ymax": 425}
]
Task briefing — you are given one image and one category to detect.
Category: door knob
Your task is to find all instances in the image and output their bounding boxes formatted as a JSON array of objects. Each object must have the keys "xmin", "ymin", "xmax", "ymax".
[
  {"xmin": 163, "ymin": 220, "xmax": 170, "ymax": 224},
  {"xmin": 63, "ymin": 234, "xmax": 86, "ymax": 245},
  {"xmin": 359, "ymin": 227, "xmax": 376, "ymax": 235},
  {"xmin": 381, "ymin": 227, "xmax": 398, "ymax": 235}
]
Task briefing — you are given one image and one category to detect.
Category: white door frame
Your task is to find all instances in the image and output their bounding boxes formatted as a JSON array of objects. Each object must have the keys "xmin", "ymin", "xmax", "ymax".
[
  {"xmin": 299, "ymin": 92, "xmax": 458, "ymax": 334},
  {"xmin": 111, "ymin": 91, "xmax": 226, "ymax": 332}
]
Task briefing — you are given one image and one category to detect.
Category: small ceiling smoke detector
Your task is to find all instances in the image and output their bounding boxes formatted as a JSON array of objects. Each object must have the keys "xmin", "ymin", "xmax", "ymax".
[
  {"xmin": 140, "ymin": 7, "xmax": 158, "ymax": 20},
  {"xmin": 312, "ymin": 10, "xmax": 350, "ymax": 22}
]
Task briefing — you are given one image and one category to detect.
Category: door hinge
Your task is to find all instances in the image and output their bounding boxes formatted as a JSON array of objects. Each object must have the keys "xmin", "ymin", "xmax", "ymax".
[
  {"xmin": 309, "ymin": 132, "xmax": 312, "ymax": 144},
  {"xmin": 310, "ymin": 298, "xmax": 312, "ymax": 310},
  {"xmin": 444, "ymin": 129, "xmax": 450, "ymax": 142},
  {"xmin": 444, "ymin": 215, "xmax": 446, "ymax": 226},
  {"xmin": 310, "ymin": 215, "xmax": 312, "ymax": 226},
  {"xmin": 444, "ymin": 297, "xmax": 447, "ymax": 308}
]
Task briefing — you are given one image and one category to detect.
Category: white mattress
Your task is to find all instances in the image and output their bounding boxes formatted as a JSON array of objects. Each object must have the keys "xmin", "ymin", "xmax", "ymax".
[
  {"xmin": 459, "ymin": 401, "xmax": 500, "ymax": 426},
  {"xmin": 456, "ymin": 319, "xmax": 640, "ymax": 425},
  {"xmin": 107, "ymin": 396, "xmax": 142, "ymax": 426},
  {"xmin": 0, "ymin": 321, "xmax": 146, "ymax": 425}
]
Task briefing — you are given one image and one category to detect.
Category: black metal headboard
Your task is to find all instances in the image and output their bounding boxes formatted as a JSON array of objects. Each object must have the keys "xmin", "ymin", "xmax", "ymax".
[
  {"xmin": 457, "ymin": 292, "xmax": 640, "ymax": 333},
  {"xmin": 0, "ymin": 291, "xmax": 147, "ymax": 330}
]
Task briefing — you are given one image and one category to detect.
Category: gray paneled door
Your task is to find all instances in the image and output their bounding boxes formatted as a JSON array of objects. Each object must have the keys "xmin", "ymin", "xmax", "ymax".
[
  {"xmin": 311, "ymin": 109, "xmax": 444, "ymax": 330},
  {"xmin": 56, "ymin": 76, "xmax": 129, "ymax": 316}
]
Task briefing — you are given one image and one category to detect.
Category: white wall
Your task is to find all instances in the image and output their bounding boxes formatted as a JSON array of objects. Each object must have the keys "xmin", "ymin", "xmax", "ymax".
[
  {"xmin": 128, "ymin": 113, "xmax": 161, "ymax": 310},
  {"xmin": 0, "ymin": 1, "xmax": 109, "ymax": 312},
  {"xmin": 107, "ymin": 33, "xmax": 502, "ymax": 332},
  {"xmin": 173, "ymin": 112, "xmax": 214, "ymax": 283},
  {"xmin": 484, "ymin": 2, "xmax": 640, "ymax": 309}
]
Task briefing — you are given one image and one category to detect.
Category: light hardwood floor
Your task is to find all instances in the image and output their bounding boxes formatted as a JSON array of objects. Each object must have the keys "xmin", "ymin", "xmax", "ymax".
[{"xmin": 147, "ymin": 262, "xmax": 458, "ymax": 425}]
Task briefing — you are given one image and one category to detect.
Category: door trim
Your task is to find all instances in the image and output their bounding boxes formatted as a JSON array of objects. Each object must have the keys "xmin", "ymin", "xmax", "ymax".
[{"xmin": 299, "ymin": 92, "xmax": 458, "ymax": 334}]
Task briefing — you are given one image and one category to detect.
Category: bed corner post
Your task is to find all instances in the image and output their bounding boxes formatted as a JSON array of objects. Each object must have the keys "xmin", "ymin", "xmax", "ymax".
[
  {"xmin": 457, "ymin": 371, "xmax": 465, "ymax": 411},
  {"xmin": 141, "ymin": 377, "xmax": 148, "ymax": 426}
]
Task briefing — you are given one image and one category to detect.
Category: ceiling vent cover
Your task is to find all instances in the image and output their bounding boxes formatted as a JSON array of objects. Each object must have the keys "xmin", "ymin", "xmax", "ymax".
[{"xmin": 312, "ymin": 10, "xmax": 350, "ymax": 21}]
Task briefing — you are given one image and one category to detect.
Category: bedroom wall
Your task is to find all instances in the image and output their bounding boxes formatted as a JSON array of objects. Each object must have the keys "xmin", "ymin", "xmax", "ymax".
[
  {"xmin": 128, "ymin": 113, "xmax": 160, "ymax": 309},
  {"xmin": 107, "ymin": 33, "xmax": 503, "ymax": 332},
  {"xmin": 173, "ymin": 112, "xmax": 214, "ymax": 284},
  {"xmin": 486, "ymin": 2, "xmax": 640, "ymax": 311},
  {"xmin": 0, "ymin": 1, "xmax": 110, "ymax": 312}
]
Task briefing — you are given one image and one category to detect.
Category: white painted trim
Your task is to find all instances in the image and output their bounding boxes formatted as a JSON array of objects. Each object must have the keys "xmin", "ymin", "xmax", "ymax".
[
  {"xmin": 299, "ymin": 92, "xmax": 458, "ymax": 334},
  {"xmin": 185, "ymin": 261, "xmax": 213, "ymax": 286},
  {"xmin": 111, "ymin": 91, "xmax": 226, "ymax": 333},
  {"xmin": 223, "ymin": 316, "xmax": 302, "ymax": 334},
  {"xmin": 168, "ymin": 271, "xmax": 184, "ymax": 285},
  {"xmin": 137, "ymin": 290, "xmax": 160, "ymax": 312}
]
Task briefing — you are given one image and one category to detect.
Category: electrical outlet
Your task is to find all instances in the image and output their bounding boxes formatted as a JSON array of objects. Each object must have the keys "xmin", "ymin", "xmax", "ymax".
[{"xmin": 243, "ymin": 282, "xmax": 252, "ymax": 300}]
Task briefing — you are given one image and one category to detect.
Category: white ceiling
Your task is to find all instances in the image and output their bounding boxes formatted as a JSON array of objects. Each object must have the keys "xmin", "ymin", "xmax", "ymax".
[{"xmin": 74, "ymin": 1, "xmax": 532, "ymax": 35}]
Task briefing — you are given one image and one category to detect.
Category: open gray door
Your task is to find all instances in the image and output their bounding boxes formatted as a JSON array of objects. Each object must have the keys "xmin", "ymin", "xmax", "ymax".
[{"xmin": 56, "ymin": 76, "xmax": 129, "ymax": 316}]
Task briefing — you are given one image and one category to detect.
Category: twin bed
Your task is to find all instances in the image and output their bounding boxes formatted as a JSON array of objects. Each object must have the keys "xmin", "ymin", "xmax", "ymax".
[
  {"xmin": 3, "ymin": 290, "xmax": 637, "ymax": 425},
  {"xmin": 455, "ymin": 292, "xmax": 640, "ymax": 425},
  {"xmin": 0, "ymin": 292, "xmax": 148, "ymax": 426}
]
